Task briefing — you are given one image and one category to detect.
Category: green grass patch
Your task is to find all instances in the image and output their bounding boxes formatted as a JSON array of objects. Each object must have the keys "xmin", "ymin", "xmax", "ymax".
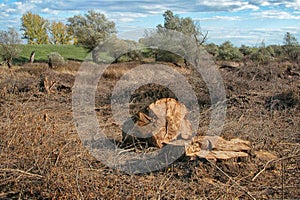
[{"xmin": 16, "ymin": 44, "xmax": 89, "ymax": 64}]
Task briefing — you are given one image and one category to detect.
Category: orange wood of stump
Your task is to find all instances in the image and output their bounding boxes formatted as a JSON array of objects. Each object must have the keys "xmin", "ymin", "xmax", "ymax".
[
  {"xmin": 124, "ymin": 98, "xmax": 252, "ymax": 161},
  {"xmin": 123, "ymin": 98, "xmax": 193, "ymax": 148}
]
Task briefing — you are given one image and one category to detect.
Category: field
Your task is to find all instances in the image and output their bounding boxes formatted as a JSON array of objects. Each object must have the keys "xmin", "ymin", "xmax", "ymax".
[
  {"xmin": 0, "ymin": 59, "xmax": 299, "ymax": 199},
  {"xmin": 8, "ymin": 44, "xmax": 90, "ymax": 64}
]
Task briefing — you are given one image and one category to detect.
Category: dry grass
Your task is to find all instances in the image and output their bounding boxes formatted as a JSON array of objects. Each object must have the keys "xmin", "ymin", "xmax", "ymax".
[{"xmin": 0, "ymin": 61, "xmax": 299, "ymax": 199}]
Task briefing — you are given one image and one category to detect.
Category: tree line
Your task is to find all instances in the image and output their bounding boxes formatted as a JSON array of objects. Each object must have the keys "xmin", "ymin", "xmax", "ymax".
[
  {"xmin": 0, "ymin": 10, "xmax": 299, "ymax": 67},
  {"xmin": 20, "ymin": 10, "xmax": 116, "ymax": 46},
  {"xmin": 206, "ymin": 32, "xmax": 299, "ymax": 64}
]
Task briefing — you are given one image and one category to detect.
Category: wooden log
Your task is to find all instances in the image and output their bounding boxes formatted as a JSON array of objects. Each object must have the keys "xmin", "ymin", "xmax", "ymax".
[{"xmin": 185, "ymin": 136, "xmax": 251, "ymax": 161}]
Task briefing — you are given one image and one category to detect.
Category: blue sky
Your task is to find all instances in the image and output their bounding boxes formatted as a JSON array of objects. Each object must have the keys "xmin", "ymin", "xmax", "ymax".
[{"xmin": 0, "ymin": 0, "xmax": 299, "ymax": 46}]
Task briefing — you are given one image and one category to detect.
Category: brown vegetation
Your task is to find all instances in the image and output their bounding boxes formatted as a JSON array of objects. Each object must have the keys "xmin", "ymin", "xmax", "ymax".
[{"xmin": 0, "ymin": 60, "xmax": 299, "ymax": 199}]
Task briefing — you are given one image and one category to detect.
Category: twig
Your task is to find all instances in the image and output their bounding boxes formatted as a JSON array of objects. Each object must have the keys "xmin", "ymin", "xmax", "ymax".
[
  {"xmin": 76, "ymin": 170, "xmax": 84, "ymax": 200},
  {"xmin": 251, "ymin": 158, "xmax": 276, "ymax": 181},
  {"xmin": 0, "ymin": 191, "xmax": 18, "ymax": 198},
  {"xmin": 207, "ymin": 160, "xmax": 256, "ymax": 200},
  {"xmin": 117, "ymin": 148, "xmax": 135, "ymax": 155},
  {"xmin": 281, "ymin": 160, "xmax": 285, "ymax": 200},
  {"xmin": 0, "ymin": 168, "xmax": 43, "ymax": 178},
  {"xmin": 252, "ymin": 154, "xmax": 300, "ymax": 181},
  {"xmin": 54, "ymin": 141, "xmax": 71, "ymax": 167}
]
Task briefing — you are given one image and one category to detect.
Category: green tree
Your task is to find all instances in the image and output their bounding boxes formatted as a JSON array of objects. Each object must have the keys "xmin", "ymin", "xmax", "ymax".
[
  {"xmin": 283, "ymin": 32, "xmax": 300, "ymax": 61},
  {"xmin": 157, "ymin": 10, "xmax": 207, "ymax": 47},
  {"xmin": 0, "ymin": 28, "xmax": 22, "ymax": 68},
  {"xmin": 21, "ymin": 12, "xmax": 49, "ymax": 44},
  {"xmin": 143, "ymin": 10, "xmax": 207, "ymax": 65},
  {"xmin": 67, "ymin": 10, "xmax": 116, "ymax": 61},
  {"xmin": 284, "ymin": 32, "xmax": 298, "ymax": 46},
  {"xmin": 50, "ymin": 21, "xmax": 73, "ymax": 44}
]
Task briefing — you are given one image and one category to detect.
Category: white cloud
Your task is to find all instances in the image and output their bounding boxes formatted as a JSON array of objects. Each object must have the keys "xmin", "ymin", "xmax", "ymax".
[
  {"xmin": 283, "ymin": 0, "xmax": 300, "ymax": 10},
  {"xmin": 248, "ymin": 0, "xmax": 271, "ymax": 6},
  {"xmin": 28, "ymin": 0, "xmax": 44, "ymax": 3},
  {"xmin": 41, "ymin": 8, "xmax": 58, "ymax": 15},
  {"xmin": 6, "ymin": 8, "xmax": 16, "ymax": 13},
  {"xmin": 249, "ymin": 0, "xmax": 300, "ymax": 10},
  {"xmin": 196, "ymin": 0, "xmax": 259, "ymax": 11},
  {"xmin": 198, "ymin": 16, "xmax": 241, "ymax": 21},
  {"xmin": 13, "ymin": 1, "xmax": 36, "ymax": 14},
  {"xmin": 252, "ymin": 10, "xmax": 300, "ymax": 19},
  {"xmin": 138, "ymin": 4, "xmax": 169, "ymax": 14},
  {"xmin": 109, "ymin": 12, "xmax": 148, "ymax": 23}
]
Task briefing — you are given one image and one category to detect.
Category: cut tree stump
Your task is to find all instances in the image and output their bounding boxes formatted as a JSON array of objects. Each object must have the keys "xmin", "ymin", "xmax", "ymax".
[
  {"xmin": 122, "ymin": 98, "xmax": 193, "ymax": 148},
  {"xmin": 122, "ymin": 98, "xmax": 251, "ymax": 161},
  {"xmin": 40, "ymin": 76, "xmax": 56, "ymax": 94}
]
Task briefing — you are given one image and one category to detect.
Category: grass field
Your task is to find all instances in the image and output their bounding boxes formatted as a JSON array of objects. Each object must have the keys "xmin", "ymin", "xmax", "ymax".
[{"xmin": 13, "ymin": 44, "xmax": 89, "ymax": 64}]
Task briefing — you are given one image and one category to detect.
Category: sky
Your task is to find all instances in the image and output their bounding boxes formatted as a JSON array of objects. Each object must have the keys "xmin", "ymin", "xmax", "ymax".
[{"xmin": 0, "ymin": 0, "xmax": 299, "ymax": 46}]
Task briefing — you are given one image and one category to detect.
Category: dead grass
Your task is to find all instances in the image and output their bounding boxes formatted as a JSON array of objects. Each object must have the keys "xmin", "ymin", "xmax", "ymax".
[{"xmin": 0, "ymin": 61, "xmax": 299, "ymax": 199}]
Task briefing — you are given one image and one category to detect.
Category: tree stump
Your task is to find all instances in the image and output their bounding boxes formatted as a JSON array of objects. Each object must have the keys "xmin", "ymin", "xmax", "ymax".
[
  {"xmin": 122, "ymin": 98, "xmax": 252, "ymax": 162},
  {"xmin": 29, "ymin": 51, "xmax": 35, "ymax": 63},
  {"xmin": 122, "ymin": 98, "xmax": 193, "ymax": 148},
  {"xmin": 39, "ymin": 75, "xmax": 56, "ymax": 94}
]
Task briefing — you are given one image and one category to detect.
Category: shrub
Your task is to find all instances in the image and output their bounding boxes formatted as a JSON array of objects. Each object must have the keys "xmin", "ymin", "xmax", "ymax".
[
  {"xmin": 283, "ymin": 45, "xmax": 300, "ymax": 62},
  {"xmin": 217, "ymin": 41, "xmax": 243, "ymax": 61},
  {"xmin": 250, "ymin": 48, "xmax": 272, "ymax": 64},
  {"xmin": 239, "ymin": 45, "xmax": 255, "ymax": 56},
  {"xmin": 156, "ymin": 49, "xmax": 183, "ymax": 63},
  {"xmin": 205, "ymin": 43, "xmax": 219, "ymax": 57},
  {"xmin": 269, "ymin": 45, "xmax": 284, "ymax": 58},
  {"xmin": 48, "ymin": 52, "xmax": 65, "ymax": 68}
]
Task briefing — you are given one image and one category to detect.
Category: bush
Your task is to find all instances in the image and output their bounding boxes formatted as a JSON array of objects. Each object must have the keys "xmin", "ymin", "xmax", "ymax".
[
  {"xmin": 239, "ymin": 45, "xmax": 255, "ymax": 56},
  {"xmin": 250, "ymin": 48, "xmax": 272, "ymax": 64},
  {"xmin": 283, "ymin": 45, "xmax": 300, "ymax": 62},
  {"xmin": 205, "ymin": 43, "xmax": 219, "ymax": 57},
  {"xmin": 217, "ymin": 41, "xmax": 243, "ymax": 61},
  {"xmin": 156, "ymin": 49, "xmax": 183, "ymax": 63},
  {"xmin": 48, "ymin": 52, "xmax": 65, "ymax": 68}
]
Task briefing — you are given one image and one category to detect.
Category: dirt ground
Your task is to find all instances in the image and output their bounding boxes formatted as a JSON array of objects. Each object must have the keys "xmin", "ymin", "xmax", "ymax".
[{"xmin": 0, "ymin": 60, "xmax": 299, "ymax": 199}]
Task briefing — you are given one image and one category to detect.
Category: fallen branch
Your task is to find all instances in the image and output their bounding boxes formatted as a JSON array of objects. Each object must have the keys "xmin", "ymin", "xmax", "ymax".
[
  {"xmin": 252, "ymin": 154, "xmax": 300, "ymax": 181},
  {"xmin": 0, "ymin": 168, "xmax": 43, "ymax": 179}
]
